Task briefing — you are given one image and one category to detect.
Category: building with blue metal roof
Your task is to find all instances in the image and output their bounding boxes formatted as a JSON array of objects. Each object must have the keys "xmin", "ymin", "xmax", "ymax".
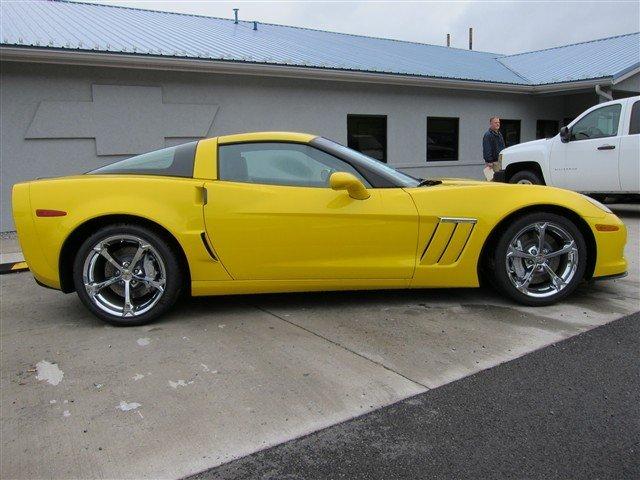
[{"xmin": 1, "ymin": 0, "xmax": 639, "ymax": 229}]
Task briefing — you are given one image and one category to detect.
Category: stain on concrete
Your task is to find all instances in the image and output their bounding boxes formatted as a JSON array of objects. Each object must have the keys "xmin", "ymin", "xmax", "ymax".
[
  {"xmin": 117, "ymin": 401, "xmax": 141, "ymax": 412},
  {"xmin": 35, "ymin": 360, "xmax": 64, "ymax": 386}
]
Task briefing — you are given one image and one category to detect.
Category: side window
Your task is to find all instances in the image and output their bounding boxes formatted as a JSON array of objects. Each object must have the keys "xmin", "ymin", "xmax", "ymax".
[
  {"xmin": 88, "ymin": 142, "xmax": 197, "ymax": 177},
  {"xmin": 218, "ymin": 142, "xmax": 370, "ymax": 188},
  {"xmin": 629, "ymin": 101, "xmax": 640, "ymax": 135},
  {"xmin": 571, "ymin": 104, "xmax": 622, "ymax": 141}
]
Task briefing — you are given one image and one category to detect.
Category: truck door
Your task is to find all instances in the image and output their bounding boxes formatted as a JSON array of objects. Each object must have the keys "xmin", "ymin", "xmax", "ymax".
[
  {"xmin": 560, "ymin": 102, "xmax": 623, "ymax": 193},
  {"xmin": 619, "ymin": 99, "xmax": 640, "ymax": 193}
]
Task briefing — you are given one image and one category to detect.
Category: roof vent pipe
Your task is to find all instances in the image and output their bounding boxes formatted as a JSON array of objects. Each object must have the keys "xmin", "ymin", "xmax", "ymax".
[
  {"xmin": 468, "ymin": 27, "xmax": 473, "ymax": 50},
  {"xmin": 446, "ymin": 34, "xmax": 450, "ymax": 47},
  {"xmin": 253, "ymin": 21, "xmax": 258, "ymax": 31},
  {"xmin": 233, "ymin": 8, "xmax": 239, "ymax": 24}
]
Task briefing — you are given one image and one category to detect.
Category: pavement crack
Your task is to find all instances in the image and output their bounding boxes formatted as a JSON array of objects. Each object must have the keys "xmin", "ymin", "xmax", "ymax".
[{"xmin": 252, "ymin": 304, "xmax": 429, "ymax": 390}]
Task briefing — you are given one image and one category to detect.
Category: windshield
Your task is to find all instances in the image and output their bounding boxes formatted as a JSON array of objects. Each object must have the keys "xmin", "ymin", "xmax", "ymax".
[{"xmin": 312, "ymin": 137, "xmax": 420, "ymax": 187}]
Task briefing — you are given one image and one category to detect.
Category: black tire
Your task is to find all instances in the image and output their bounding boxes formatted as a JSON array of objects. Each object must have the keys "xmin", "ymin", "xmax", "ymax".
[
  {"xmin": 490, "ymin": 212, "xmax": 587, "ymax": 306},
  {"xmin": 509, "ymin": 170, "xmax": 543, "ymax": 185},
  {"xmin": 72, "ymin": 223, "xmax": 184, "ymax": 326}
]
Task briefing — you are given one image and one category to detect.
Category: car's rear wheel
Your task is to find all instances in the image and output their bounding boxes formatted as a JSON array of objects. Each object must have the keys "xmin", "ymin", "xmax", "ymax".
[
  {"xmin": 491, "ymin": 212, "xmax": 587, "ymax": 306},
  {"xmin": 73, "ymin": 224, "xmax": 183, "ymax": 326},
  {"xmin": 509, "ymin": 170, "xmax": 543, "ymax": 185}
]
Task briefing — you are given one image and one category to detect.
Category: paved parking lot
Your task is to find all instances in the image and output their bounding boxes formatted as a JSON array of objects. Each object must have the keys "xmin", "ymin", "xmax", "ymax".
[{"xmin": 1, "ymin": 205, "xmax": 638, "ymax": 479}]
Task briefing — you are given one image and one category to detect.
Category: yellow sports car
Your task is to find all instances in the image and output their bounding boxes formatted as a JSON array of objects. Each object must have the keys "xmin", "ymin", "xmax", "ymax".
[{"xmin": 12, "ymin": 132, "xmax": 627, "ymax": 326}]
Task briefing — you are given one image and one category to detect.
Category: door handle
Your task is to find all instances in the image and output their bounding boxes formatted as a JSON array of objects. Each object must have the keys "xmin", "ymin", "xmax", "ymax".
[{"xmin": 597, "ymin": 145, "xmax": 616, "ymax": 150}]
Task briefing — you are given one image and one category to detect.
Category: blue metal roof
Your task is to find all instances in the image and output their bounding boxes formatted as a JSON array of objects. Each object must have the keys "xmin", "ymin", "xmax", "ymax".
[
  {"xmin": 1, "ymin": 0, "xmax": 638, "ymax": 86},
  {"xmin": 498, "ymin": 32, "xmax": 640, "ymax": 85}
]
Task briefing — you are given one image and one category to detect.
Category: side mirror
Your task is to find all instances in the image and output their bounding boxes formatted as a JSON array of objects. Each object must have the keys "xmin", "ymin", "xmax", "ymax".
[
  {"xmin": 560, "ymin": 126, "xmax": 571, "ymax": 143},
  {"xmin": 329, "ymin": 172, "xmax": 370, "ymax": 200}
]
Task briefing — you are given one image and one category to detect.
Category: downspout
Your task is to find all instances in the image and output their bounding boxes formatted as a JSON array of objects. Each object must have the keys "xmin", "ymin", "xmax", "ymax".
[{"xmin": 595, "ymin": 84, "xmax": 613, "ymax": 103}]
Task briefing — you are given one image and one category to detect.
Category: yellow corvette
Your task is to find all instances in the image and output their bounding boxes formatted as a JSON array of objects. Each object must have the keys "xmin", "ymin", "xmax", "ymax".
[{"xmin": 12, "ymin": 132, "xmax": 627, "ymax": 325}]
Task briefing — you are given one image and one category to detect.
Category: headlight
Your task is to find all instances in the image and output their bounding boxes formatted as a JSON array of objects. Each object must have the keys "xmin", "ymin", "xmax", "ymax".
[
  {"xmin": 582, "ymin": 194, "xmax": 612, "ymax": 214},
  {"xmin": 498, "ymin": 153, "xmax": 503, "ymax": 163}
]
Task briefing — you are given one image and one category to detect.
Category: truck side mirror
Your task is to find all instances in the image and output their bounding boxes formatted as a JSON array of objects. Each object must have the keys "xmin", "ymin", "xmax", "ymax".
[{"xmin": 560, "ymin": 126, "xmax": 571, "ymax": 143}]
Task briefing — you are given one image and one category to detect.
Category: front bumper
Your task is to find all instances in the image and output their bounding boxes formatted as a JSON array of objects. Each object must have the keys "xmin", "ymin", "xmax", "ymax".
[
  {"xmin": 492, "ymin": 170, "xmax": 506, "ymax": 183},
  {"xmin": 591, "ymin": 213, "xmax": 628, "ymax": 279}
]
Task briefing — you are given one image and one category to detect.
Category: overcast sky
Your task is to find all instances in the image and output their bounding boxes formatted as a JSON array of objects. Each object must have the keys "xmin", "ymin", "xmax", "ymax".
[{"xmin": 81, "ymin": 1, "xmax": 639, "ymax": 55}]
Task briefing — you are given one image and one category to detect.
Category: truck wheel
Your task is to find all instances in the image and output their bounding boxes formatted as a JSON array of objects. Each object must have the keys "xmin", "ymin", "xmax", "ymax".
[
  {"xmin": 509, "ymin": 170, "xmax": 543, "ymax": 185},
  {"xmin": 72, "ymin": 223, "xmax": 184, "ymax": 326}
]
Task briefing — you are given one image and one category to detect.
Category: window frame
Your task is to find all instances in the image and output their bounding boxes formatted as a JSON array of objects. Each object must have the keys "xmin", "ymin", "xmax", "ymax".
[
  {"xmin": 346, "ymin": 114, "xmax": 388, "ymax": 163},
  {"xmin": 426, "ymin": 116, "xmax": 460, "ymax": 162},
  {"xmin": 569, "ymin": 103, "xmax": 622, "ymax": 142}
]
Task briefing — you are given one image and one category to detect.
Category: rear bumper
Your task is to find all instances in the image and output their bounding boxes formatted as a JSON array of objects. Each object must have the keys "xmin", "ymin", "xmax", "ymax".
[{"xmin": 12, "ymin": 183, "xmax": 61, "ymax": 290}]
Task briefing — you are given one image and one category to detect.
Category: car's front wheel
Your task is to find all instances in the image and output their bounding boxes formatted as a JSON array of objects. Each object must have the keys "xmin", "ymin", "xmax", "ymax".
[
  {"xmin": 73, "ymin": 224, "xmax": 184, "ymax": 326},
  {"xmin": 491, "ymin": 212, "xmax": 587, "ymax": 306}
]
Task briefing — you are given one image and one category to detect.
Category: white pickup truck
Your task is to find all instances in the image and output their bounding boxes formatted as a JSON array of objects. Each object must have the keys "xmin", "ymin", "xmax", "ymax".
[{"xmin": 499, "ymin": 96, "xmax": 639, "ymax": 200}]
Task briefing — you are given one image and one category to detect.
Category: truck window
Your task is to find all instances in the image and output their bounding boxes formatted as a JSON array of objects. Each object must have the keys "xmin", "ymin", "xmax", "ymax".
[
  {"xmin": 570, "ymin": 104, "xmax": 622, "ymax": 141},
  {"xmin": 630, "ymin": 101, "xmax": 640, "ymax": 135}
]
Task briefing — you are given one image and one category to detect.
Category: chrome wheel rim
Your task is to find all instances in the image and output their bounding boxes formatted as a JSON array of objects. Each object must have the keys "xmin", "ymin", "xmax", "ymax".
[
  {"xmin": 83, "ymin": 234, "xmax": 166, "ymax": 317},
  {"xmin": 505, "ymin": 222, "xmax": 579, "ymax": 298},
  {"xmin": 517, "ymin": 179, "xmax": 533, "ymax": 185}
]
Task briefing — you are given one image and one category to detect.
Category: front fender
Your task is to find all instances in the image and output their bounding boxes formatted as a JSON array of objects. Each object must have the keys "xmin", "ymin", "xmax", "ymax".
[{"xmin": 501, "ymin": 139, "xmax": 552, "ymax": 181}]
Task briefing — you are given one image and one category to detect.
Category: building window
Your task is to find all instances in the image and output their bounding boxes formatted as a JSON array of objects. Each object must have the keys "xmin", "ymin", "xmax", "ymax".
[
  {"xmin": 347, "ymin": 115, "xmax": 387, "ymax": 163},
  {"xmin": 499, "ymin": 119, "xmax": 521, "ymax": 147},
  {"xmin": 536, "ymin": 120, "xmax": 559, "ymax": 139},
  {"xmin": 426, "ymin": 117, "xmax": 459, "ymax": 161}
]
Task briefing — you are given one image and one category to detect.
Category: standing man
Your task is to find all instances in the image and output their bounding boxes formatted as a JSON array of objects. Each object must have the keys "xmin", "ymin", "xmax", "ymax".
[{"xmin": 482, "ymin": 116, "xmax": 505, "ymax": 180}]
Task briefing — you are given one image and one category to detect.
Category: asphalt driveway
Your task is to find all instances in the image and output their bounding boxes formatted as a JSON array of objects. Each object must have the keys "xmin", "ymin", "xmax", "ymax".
[{"xmin": 1, "ymin": 205, "xmax": 638, "ymax": 479}]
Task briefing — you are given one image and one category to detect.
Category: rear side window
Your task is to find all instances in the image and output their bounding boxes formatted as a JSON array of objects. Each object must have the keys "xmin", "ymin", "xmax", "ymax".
[
  {"xmin": 629, "ymin": 101, "xmax": 640, "ymax": 135},
  {"xmin": 88, "ymin": 142, "xmax": 197, "ymax": 177}
]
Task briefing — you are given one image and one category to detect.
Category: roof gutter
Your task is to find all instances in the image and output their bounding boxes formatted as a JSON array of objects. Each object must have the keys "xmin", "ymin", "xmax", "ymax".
[
  {"xmin": 0, "ymin": 46, "xmax": 534, "ymax": 93},
  {"xmin": 0, "ymin": 46, "xmax": 614, "ymax": 95},
  {"xmin": 595, "ymin": 84, "xmax": 614, "ymax": 102}
]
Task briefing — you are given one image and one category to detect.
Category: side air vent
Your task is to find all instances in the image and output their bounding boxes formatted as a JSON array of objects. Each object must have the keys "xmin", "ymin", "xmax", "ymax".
[
  {"xmin": 200, "ymin": 232, "xmax": 218, "ymax": 261},
  {"xmin": 420, "ymin": 217, "xmax": 476, "ymax": 266}
]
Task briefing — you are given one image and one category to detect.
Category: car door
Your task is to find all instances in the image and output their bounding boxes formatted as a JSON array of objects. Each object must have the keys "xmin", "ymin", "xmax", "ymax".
[
  {"xmin": 560, "ymin": 102, "xmax": 623, "ymax": 192},
  {"xmin": 619, "ymin": 99, "xmax": 640, "ymax": 193},
  {"xmin": 203, "ymin": 141, "xmax": 418, "ymax": 280}
]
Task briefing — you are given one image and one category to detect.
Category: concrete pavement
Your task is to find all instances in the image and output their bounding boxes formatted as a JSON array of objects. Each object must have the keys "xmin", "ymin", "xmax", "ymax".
[
  {"xmin": 196, "ymin": 312, "xmax": 640, "ymax": 480},
  {"xmin": 1, "ymin": 205, "xmax": 638, "ymax": 479}
]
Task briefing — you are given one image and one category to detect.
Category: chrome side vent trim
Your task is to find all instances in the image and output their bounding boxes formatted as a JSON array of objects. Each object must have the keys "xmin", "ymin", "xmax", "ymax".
[{"xmin": 439, "ymin": 217, "xmax": 477, "ymax": 224}]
